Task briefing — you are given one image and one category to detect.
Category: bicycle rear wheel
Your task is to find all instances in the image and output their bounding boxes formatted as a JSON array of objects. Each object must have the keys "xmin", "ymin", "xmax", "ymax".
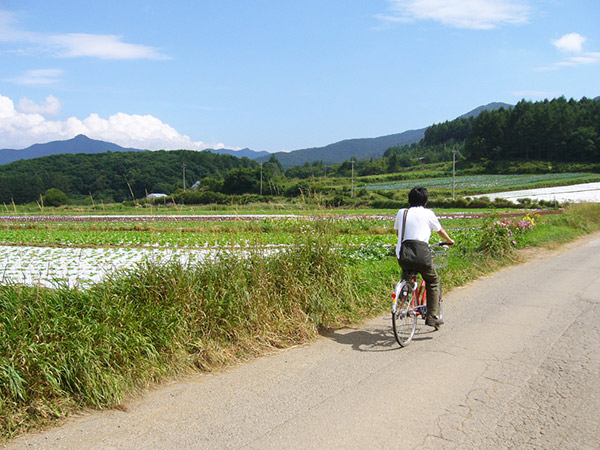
[
  {"xmin": 392, "ymin": 282, "xmax": 417, "ymax": 347},
  {"xmin": 438, "ymin": 284, "xmax": 443, "ymax": 321}
]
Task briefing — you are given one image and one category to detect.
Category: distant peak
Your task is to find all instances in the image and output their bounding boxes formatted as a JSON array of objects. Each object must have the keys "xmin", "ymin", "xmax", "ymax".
[{"xmin": 73, "ymin": 134, "xmax": 91, "ymax": 140}]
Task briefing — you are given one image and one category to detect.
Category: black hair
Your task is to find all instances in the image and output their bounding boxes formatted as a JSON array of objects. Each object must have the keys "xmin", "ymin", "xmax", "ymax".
[{"xmin": 408, "ymin": 187, "xmax": 428, "ymax": 207}]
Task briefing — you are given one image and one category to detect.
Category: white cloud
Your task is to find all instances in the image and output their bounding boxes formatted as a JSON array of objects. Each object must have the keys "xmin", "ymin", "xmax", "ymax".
[
  {"xmin": 49, "ymin": 33, "xmax": 170, "ymax": 60},
  {"xmin": 553, "ymin": 33, "xmax": 586, "ymax": 53},
  {"xmin": 0, "ymin": 10, "xmax": 19, "ymax": 40},
  {"xmin": 17, "ymin": 95, "xmax": 62, "ymax": 116},
  {"xmin": 380, "ymin": 0, "xmax": 531, "ymax": 29},
  {"xmin": 568, "ymin": 52, "xmax": 600, "ymax": 64},
  {"xmin": 12, "ymin": 69, "xmax": 63, "ymax": 85},
  {"xmin": 0, "ymin": 9, "xmax": 169, "ymax": 60},
  {"xmin": 0, "ymin": 93, "xmax": 223, "ymax": 151},
  {"xmin": 538, "ymin": 34, "xmax": 600, "ymax": 70}
]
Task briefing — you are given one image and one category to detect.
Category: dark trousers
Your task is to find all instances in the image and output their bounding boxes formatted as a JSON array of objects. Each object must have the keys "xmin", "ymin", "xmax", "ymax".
[{"xmin": 399, "ymin": 261, "xmax": 441, "ymax": 318}]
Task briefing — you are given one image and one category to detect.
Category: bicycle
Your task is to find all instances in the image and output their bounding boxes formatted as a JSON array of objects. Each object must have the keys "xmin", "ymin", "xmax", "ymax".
[{"xmin": 391, "ymin": 242, "xmax": 450, "ymax": 347}]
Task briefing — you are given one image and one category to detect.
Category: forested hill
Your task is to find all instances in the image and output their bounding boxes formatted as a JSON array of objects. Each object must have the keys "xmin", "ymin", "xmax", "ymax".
[
  {"xmin": 385, "ymin": 96, "xmax": 600, "ymax": 166},
  {"xmin": 0, "ymin": 149, "xmax": 256, "ymax": 204},
  {"xmin": 0, "ymin": 135, "xmax": 146, "ymax": 166},
  {"xmin": 464, "ymin": 97, "xmax": 600, "ymax": 162}
]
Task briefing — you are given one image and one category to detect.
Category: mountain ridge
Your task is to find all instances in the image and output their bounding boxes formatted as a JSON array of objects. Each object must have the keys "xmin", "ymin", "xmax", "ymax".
[
  {"xmin": 258, "ymin": 128, "xmax": 427, "ymax": 167},
  {"xmin": 0, "ymin": 135, "xmax": 146, "ymax": 166},
  {"xmin": 458, "ymin": 102, "xmax": 512, "ymax": 118},
  {"xmin": 210, "ymin": 148, "xmax": 270, "ymax": 159},
  {"xmin": 0, "ymin": 102, "xmax": 514, "ymax": 167},
  {"xmin": 0, "ymin": 135, "xmax": 267, "ymax": 166},
  {"xmin": 259, "ymin": 102, "xmax": 514, "ymax": 167}
]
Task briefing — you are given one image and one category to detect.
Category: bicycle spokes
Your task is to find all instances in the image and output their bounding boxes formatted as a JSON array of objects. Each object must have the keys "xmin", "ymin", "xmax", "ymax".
[{"xmin": 392, "ymin": 285, "xmax": 417, "ymax": 347}]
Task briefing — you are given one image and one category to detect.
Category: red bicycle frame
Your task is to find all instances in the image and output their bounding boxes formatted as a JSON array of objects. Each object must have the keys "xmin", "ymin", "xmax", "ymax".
[{"xmin": 406, "ymin": 274, "xmax": 428, "ymax": 316}]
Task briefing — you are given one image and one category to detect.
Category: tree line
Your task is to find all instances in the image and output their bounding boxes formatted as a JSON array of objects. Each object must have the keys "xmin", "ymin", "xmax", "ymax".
[
  {"xmin": 465, "ymin": 97, "xmax": 600, "ymax": 162},
  {"xmin": 387, "ymin": 97, "xmax": 600, "ymax": 164},
  {"xmin": 0, "ymin": 150, "xmax": 255, "ymax": 204}
]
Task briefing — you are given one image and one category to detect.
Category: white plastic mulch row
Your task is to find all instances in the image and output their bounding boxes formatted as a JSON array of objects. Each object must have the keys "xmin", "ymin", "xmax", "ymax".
[
  {"xmin": 0, "ymin": 214, "xmax": 301, "ymax": 223},
  {"xmin": 477, "ymin": 182, "xmax": 600, "ymax": 203},
  {"xmin": 0, "ymin": 246, "xmax": 217, "ymax": 289}
]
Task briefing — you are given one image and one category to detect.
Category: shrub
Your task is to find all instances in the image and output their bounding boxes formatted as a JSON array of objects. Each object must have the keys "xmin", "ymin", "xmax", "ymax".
[
  {"xmin": 370, "ymin": 199, "xmax": 403, "ymax": 209},
  {"xmin": 468, "ymin": 197, "xmax": 492, "ymax": 208},
  {"xmin": 478, "ymin": 213, "xmax": 538, "ymax": 257},
  {"xmin": 173, "ymin": 190, "xmax": 229, "ymax": 205},
  {"xmin": 42, "ymin": 188, "xmax": 68, "ymax": 207},
  {"xmin": 517, "ymin": 197, "xmax": 532, "ymax": 206},
  {"xmin": 284, "ymin": 182, "xmax": 310, "ymax": 197},
  {"xmin": 329, "ymin": 194, "xmax": 351, "ymax": 207},
  {"xmin": 453, "ymin": 197, "xmax": 469, "ymax": 208},
  {"xmin": 492, "ymin": 197, "xmax": 518, "ymax": 208},
  {"xmin": 538, "ymin": 199, "xmax": 561, "ymax": 208}
]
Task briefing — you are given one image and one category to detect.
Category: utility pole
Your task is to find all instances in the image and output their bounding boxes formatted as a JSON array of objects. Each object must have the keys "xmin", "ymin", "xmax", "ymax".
[
  {"xmin": 351, "ymin": 159, "xmax": 355, "ymax": 198},
  {"xmin": 182, "ymin": 162, "xmax": 186, "ymax": 191},
  {"xmin": 452, "ymin": 148, "xmax": 458, "ymax": 200},
  {"xmin": 260, "ymin": 162, "xmax": 263, "ymax": 195}
]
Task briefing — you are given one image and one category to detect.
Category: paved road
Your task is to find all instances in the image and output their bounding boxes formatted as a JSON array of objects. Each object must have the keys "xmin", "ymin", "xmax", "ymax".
[{"xmin": 7, "ymin": 235, "xmax": 600, "ymax": 449}]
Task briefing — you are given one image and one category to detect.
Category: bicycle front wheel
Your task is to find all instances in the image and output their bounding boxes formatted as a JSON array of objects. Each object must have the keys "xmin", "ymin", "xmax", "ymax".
[
  {"xmin": 438, "ymin": 284, "xmax": 443, "ymax": 321},
  {"xmin": 392, "ymin": 283, "xmax": 417, "ymax": 347}
]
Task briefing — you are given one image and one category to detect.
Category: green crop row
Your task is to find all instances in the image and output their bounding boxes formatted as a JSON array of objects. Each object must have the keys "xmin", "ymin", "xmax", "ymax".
[{"xmin": 363, "ymin": 173, "xmax": 600, "ymax": 193}]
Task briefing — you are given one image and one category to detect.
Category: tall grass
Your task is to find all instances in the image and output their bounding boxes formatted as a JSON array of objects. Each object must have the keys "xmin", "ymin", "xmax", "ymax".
[{"xmin": 0, "ymin": 232, "xmax": 390, "ymax": 439}]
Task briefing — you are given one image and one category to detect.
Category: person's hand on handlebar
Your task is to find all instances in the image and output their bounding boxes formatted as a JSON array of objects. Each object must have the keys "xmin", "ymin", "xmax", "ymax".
[{"xmin": 437, "ymin": 229, "xmax": 454, "ymax": 246}]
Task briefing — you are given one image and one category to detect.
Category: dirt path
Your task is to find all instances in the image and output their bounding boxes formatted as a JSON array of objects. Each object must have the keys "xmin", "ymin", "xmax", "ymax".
[
  {"xmin": 6, "ymin": 234, "xmax": 600, "ymax": 449},
  {"xmin": 0, "ymin": 210, "xmax": 561, "ymax": 223}
]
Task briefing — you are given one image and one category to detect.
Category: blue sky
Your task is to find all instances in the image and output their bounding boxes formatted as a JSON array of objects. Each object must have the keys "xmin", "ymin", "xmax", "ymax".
[{"xmin": 1, "ymin": 0, "xmax": 598, "ymax": 152}]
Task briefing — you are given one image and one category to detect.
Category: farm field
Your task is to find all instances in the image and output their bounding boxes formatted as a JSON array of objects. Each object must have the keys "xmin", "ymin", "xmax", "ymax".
[
  {"xmin": 0, "ymin": 212, "xmax": 493, "ymax": 288},
  {"xmin": 0, "ymin": 215, "xmax": 385, "ymax": 288},
  {"xmin": 0, "ymin": 207, "xmax": 566, "ymax": 289},
  {"xmin": 476, "ymin": 182, "xmax": 600, "ymax": 203},
  {"xmin": 4, "ymin": 171, "xmax": 595, "ymax": 289},
  {"xmin": 4, "ymin": 172, "xmax": 597, "ymax": 289},
  {"xmin": 0, "ymin": 245, "xmax": 216, "ymax": 288},
  {"xmin": 362, "ymin": 173, "xmax": 600, "ymax": 195}
]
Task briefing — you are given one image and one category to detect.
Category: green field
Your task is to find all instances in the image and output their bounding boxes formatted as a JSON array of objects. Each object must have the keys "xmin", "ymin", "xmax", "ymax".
[{"xmin": 361, "ymin": 172, "xmax": 600, "ymax": 195}]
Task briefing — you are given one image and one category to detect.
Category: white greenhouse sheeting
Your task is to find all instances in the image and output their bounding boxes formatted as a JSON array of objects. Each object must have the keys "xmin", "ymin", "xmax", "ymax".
[
  {"xmin": 476, "ymin": 182, "xmax": 600, "ymax": 203},
  {"xmin": 0, "ymin": 246, "xmax": 215, "ymax": 289},
  {"xmin": 0, "ymin": 245, "xmax": 284, "ymax": 289}
]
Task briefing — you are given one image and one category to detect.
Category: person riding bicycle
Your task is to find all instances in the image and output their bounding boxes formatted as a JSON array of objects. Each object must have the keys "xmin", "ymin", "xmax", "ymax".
[{"xmin": 394, "ymin": 187, "xmax": 454, "ymax": 327}]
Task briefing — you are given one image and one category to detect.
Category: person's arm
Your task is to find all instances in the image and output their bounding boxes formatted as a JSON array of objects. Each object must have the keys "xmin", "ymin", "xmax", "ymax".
[
  {"xmin": 393, "ymin": 209, "xmax": 403, "ymax": 238},
  {"xmin": 436, "ymin": 228, "xmax": 455, "ymax": 245}
]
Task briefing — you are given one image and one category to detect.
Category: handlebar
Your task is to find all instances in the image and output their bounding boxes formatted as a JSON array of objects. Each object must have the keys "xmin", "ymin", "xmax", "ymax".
[{"xmin": 431, "ymin": 241, "xmax": 454, "ymax": 247}]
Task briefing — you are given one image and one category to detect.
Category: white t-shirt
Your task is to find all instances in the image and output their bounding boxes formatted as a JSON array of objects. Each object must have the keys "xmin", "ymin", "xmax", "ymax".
[{"xmin": 394, "ymin": 206, "xmax": 442, "ymax": 258}]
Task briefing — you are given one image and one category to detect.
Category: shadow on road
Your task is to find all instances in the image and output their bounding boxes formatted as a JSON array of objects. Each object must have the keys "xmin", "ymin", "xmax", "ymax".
[
  {"xmin": 325, "ymin": 327, "xmax": 399, "ymax": 352},
  {"xmin": 324, "ymin": 320, "xmax": 437, "ymax": 352}
]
